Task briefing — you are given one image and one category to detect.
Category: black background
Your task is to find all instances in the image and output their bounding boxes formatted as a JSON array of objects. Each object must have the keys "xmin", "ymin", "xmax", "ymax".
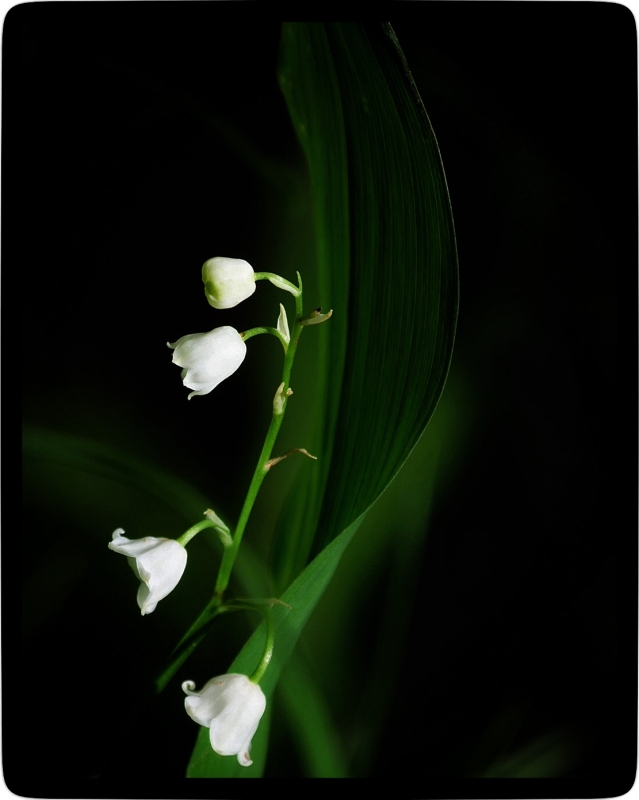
[{"xmin": 13, "ymin": 3, "xmax": 636, "ymax": 796}]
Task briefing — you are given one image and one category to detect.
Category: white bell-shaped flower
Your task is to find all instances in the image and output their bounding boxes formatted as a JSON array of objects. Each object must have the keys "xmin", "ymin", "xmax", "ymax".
[
  {"xmin": 168, "ymin": 326, "xmax": 246, "ymax": 399},
  {"xmin": 109, "ymin": 529, "xmax": 187, "ymax": 615},
  {"xmin": 182, "ymin": 674, "xmax": 266, "ymax": 767},
  {"xmin": 202, "ymin": 257, "xmax": 256, "ymax": 309}
]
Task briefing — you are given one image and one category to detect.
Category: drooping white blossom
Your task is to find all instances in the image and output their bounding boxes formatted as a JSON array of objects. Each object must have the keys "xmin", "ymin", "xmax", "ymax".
[
  {"xmin": 168, "ymin": 326, "xmax": 246, "ymax": 399},
  {"xmin": 202, "ymin": 257, "xmax": 256, "ymax": 309},
  {"xmin": 108, "ymin": 529, "xmax": 187, "ymax": 615},
  {"xmin": 182, "ymin": 673, "xmax": 266, "ymax": 767}
]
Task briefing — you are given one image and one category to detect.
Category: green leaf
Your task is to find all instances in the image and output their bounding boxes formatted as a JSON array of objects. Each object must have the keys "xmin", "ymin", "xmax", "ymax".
[
  {"xmin": 186, "ymin": 516, "xmax": 362, "ymax": 777},
  {"xmin": 186, "ymin": 20, "xmax": 458, "ymax": 777},
  {"xmin": 272, "ymin": 21, "xmax": 459, "ymax": 588},
  {"xmin": 277, "ymin": 650, "xmax": 349, "ymax": 777}
]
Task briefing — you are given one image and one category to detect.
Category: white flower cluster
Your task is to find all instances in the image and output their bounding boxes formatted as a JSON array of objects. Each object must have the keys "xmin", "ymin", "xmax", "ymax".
[
  {"xmin": 109, "ymin": 257, "xmax": 282, "ymax": 766},
  {"xmin": 167, "ymin": 256, "xmax": 292, "ymax": 399},
  {"xmin": 167, "ymin": 258, "xmax": 254, "ymax": 399},
  {"xmin": 109, "ymin": 527, "xmax": 265, "ymax": 766}
]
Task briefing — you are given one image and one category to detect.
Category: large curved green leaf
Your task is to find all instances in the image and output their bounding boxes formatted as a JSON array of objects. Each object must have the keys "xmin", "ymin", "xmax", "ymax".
[
  {"xmin": 273, "ymin": 21, "xmax": 458, "ymax": 587},
  {"xmin": 187, "ymin": 21, "xmax": 458, "ymax": 777}
]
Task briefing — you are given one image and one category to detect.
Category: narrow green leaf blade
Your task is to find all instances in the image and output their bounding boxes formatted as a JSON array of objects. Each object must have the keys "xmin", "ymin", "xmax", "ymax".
[
  {"xmin": 185, "ymin": 516, "xmax": 363, "ymax": 776},
  {"xmin": 277, "ymin": 651, "xmax": 349, "ymax": 777}
]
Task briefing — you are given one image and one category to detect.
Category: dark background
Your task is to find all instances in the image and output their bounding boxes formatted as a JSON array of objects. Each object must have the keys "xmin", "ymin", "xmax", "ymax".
[{"xmin": 13, "ymin": 4, "xmax": 635, "ymax": 795}]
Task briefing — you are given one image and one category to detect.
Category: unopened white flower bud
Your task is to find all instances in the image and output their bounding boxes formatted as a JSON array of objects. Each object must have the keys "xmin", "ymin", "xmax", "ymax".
[{"xmin": 202, "ymin": 257, "xmax": 256, "ymax": 309}]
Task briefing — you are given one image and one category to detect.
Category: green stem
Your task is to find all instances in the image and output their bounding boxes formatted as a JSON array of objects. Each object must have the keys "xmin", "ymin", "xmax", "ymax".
[
  {"xmin": 155, "ymin": 285, "xmax": 305, "ymax": 693},
  {"xmin": 250, "ymin": 607, "xmax": 275, "ymax": 684},
  {"xmin": 214, "ymin": 314, "xmax": 303, "ymax": 598},
  {"xmin": 254, "ymin": 271, "xmax": 301, "ymax": 298},
  {"xmin": 176, "ymin": 517, "xmax": 217, "ymax": 547},
  {"xmin": 242, "ymin": 325, "xmax": 288, "ymax": 352}
]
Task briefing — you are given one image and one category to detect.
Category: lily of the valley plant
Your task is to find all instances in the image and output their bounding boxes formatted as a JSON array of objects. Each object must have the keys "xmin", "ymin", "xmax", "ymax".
[{"xmin": 109, "ymin": 256, "xmax": 332, "ymax": 768}]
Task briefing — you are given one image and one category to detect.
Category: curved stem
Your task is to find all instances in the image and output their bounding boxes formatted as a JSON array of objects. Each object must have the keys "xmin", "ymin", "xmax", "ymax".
[
  {"xmin": 241, "ymin": 325, "xmax": 288, "ymax": 352},
  {"xmin": 250, "ymin": 607, "xmax": 274, "ymax": 684},
  {"xmin": 254, "ymin": 271, "xmax": 301, "ymax": 298},
  {"xmin": 176, "ymin": 517, "xmax": 217, "ymax": 547}
]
